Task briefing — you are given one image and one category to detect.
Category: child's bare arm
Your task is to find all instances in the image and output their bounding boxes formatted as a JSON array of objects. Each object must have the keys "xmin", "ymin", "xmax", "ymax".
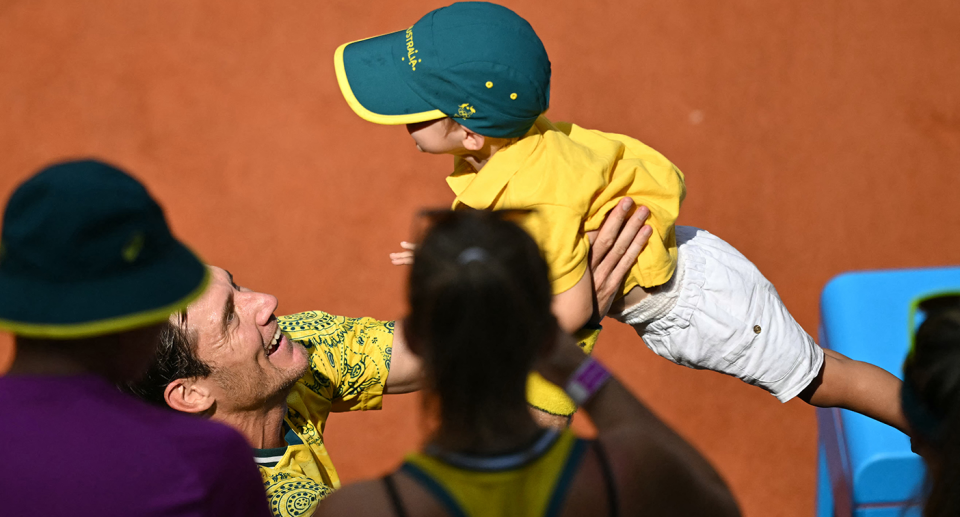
[
  {"xmin": 553, "ymin": 201, "xmax": 652, "ymax": 333},
  {"xmin": 799, "ymin": 348, "xmax": 908, "ymax": 433},
  {"xmin": 552, "ymin": 271, "xmax": 596, "ymax": 333}
]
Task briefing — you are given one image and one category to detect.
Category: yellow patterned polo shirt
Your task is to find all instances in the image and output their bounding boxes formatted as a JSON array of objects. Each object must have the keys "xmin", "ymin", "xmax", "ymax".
[{"xmin": 254, "ymin": 310, "xmax": 393, "ymax": 517}]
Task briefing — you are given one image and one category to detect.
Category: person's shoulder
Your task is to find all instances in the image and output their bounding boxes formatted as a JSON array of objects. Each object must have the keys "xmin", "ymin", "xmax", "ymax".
[
  {"xmin": 136, "ymin": 401, "xmax": 251, "ymax": 454},
  {"xmin": 154, "ymin": 413, "xmax": 259, "ymax": 485},
  {"xmin": 313, "ymin": 478, "xmax": 391, "ymax": 517},
  {"xmin": 0, "ymin": 375, "xmax": 242, "ymax": 454},
  {"xmin": 72, "ymin": 377, "xmax": 223, "ymax": 437},
  {"xmin": 159, "ymin": 413, "xmax": 274, "ymax": 516},
  {"xmin": 98, "ymin": 389, "xmax": 261, "ymax": 495},
  {"xmin": 106, "ymin": 389, "xmax": 248, "ymax": 452},
  {"xmin": 597, "ymin": 434, "xmax": 741, "ymax": 516}
]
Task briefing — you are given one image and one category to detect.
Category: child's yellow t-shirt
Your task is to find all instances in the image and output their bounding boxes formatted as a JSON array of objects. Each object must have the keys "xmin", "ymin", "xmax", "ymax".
[{"xmin": 447, "ymin": 116, "xmax": 686, "ymax": 298}]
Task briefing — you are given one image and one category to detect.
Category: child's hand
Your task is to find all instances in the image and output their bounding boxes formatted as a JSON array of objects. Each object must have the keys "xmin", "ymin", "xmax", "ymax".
[{"xmin": 389, "ymin": 241, "xmax": 417, "ymax": 265}]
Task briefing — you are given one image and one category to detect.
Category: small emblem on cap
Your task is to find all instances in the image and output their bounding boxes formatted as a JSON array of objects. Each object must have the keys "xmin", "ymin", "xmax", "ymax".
[
  {"xmin": 457, "ymin": 103, "xmax": 476, "ymax": 119},
  {"xmin": 122, "ymin": 232, "xmax": 145, "ymax": 263}
]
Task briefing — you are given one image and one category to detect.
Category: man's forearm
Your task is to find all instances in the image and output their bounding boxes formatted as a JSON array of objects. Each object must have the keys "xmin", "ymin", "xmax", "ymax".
[{"xmin": 383, "ymin": 320, "xmax": 424, "ymax": 394}]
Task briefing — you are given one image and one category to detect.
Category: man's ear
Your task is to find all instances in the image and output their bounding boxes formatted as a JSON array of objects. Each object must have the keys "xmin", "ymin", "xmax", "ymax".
[
  {"xmin": 164, "ymin": 378, "xmax": 214, "ymax": 414},
  {"xmin": 461, "ymin": 127, "xmax": 486, "ymax": 151}
]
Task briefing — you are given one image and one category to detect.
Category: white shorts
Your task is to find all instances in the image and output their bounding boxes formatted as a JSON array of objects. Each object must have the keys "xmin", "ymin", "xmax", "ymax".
[{"xmin": 619, "ymin": 226, "xmax": 824, "ymax": 402}]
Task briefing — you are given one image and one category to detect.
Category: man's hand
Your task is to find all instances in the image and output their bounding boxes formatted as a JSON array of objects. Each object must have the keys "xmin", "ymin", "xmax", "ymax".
[{"xmin": 588, "ymin": 198, "xmax": 652, "ymax": 324}]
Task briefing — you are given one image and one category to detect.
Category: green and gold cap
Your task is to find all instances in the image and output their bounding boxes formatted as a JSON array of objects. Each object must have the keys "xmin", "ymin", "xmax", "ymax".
[
  {"xmin": 335, "ymin": 1, "xmax": 551, "ymax": 138},
  {"xmin": 0, "ymin": 159, "xmax": 209, "ymax": 339}
]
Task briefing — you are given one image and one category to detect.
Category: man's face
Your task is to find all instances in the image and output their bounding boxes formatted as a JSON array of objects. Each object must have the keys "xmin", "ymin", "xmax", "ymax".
[{"xmin": 187, "ymin": 266, "xmax": 308, "ymax": 411}]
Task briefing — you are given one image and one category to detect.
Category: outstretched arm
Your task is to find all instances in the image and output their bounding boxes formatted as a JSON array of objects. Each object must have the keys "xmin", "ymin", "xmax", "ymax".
[
  {"xmin": 536, "ymin": 333, "xmax": 741, "ymax": 516},
  {"xmin": 799, "ymin": 348, "xmax": 908, "ymax": 433}
]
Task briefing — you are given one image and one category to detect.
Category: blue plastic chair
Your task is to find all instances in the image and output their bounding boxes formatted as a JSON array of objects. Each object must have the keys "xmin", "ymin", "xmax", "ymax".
[{"xmin": 816, "ymin": 266, "xmax": 960, "ymax": 516}]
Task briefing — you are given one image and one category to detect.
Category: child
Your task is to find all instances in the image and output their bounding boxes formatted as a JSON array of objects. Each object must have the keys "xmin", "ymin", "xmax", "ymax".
[{"xmin": 333, "ymin": 1, "xmax": 907, "ymax": 431}]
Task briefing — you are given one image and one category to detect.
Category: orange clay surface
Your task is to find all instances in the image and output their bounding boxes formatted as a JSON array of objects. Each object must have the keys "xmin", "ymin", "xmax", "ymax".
[{"xmin": 2, "ymin": 2, "xmax": 960, "ymax": 516}]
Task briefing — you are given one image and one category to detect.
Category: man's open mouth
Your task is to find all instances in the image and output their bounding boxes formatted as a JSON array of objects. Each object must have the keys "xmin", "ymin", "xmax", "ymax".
[{"xmin": 266, "ymin": 327, "xmax": 282, "ymax": 356}]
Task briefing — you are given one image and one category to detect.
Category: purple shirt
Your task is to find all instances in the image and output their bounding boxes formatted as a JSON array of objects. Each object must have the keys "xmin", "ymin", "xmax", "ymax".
[{"xmin": 0, "ymin": 374, "xmax": 272, "ymax": 517}]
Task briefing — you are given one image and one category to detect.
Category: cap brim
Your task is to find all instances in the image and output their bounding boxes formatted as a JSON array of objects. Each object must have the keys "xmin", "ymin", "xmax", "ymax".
[
  {"xmin": 0, "ymin": 241, "xmax": 209, "ymax": 339},
  {"xmin": 335, "ymin": 31, "xmax": 446, "ymax": 125}
]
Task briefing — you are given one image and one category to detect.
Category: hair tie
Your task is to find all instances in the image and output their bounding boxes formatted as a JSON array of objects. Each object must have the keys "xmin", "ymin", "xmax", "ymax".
[{"xmin": 457, "ymin": 247, "xmax": 489, "ymax": 265}]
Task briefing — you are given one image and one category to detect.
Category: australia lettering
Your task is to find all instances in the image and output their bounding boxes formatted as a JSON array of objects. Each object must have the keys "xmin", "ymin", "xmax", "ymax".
[{"xmin": 405, "ymin": 27, "xmax": 421, "ymax": 71}]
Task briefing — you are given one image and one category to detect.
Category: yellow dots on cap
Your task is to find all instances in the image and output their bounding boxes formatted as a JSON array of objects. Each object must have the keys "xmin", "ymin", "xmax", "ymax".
[
  {"xmin": 510, "ymin": 93, "xmax": 518, "ymax": 100},
  {"xmin": 485, "ymin": 81, "xmax": 493, "ymax": 88}
]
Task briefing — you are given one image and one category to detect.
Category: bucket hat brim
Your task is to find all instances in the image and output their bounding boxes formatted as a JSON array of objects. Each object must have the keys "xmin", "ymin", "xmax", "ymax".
[
  {"xmin": 335, "ymin": 31, "xmax": 446, "ymax": 125},
  {"xmin": 0, "ymin": 240, "xmax": 209, "ymax": 339}
]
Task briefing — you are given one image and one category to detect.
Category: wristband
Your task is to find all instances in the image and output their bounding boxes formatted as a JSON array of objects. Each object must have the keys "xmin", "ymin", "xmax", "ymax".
[{"xmin": 563, "ymin": 356, "xmax": 612, "ymax": 406}]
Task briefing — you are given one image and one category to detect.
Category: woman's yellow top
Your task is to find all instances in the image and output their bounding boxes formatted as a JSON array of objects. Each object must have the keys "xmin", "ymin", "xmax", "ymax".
[{"xmin": 397, "ymin": 429, "xmax": 591, "ymax": 517}]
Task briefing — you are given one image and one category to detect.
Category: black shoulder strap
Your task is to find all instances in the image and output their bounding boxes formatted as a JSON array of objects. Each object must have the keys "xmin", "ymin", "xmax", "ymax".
[
  {"xmin": 593, "ymin": 440, "xmax": 620, "ymax": 517},
  {"xmin": 382, "ymin": 474, "xmax": 409, "ymax": 517},
  {"xmin": 543, "ymin": 438, "xmax": 589, "ymax": 517}
]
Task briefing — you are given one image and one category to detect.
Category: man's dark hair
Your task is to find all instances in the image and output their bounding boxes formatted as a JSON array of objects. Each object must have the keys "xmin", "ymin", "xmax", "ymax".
[{"xmin": 122, "ymin": 312, "xmax": 211, "ymax": 407}]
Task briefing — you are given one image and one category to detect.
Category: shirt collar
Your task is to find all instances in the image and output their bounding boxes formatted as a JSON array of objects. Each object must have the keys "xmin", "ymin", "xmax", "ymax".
[{"xmin": 446, "ymin": 116, "xmax": 547, "ymax": 210}]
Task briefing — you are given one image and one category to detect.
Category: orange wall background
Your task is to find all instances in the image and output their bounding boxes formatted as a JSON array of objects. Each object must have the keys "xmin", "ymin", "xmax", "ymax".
[{"xmin": 2, "ymin": 2, "xmax": 959, "ymax": 516}]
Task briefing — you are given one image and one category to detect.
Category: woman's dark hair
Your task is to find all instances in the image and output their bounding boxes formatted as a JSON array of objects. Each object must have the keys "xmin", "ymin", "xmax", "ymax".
[
  {"xmin": 121, "ymin": 312, "xmax": 211, "ymax": 406},
  {"xmin": 406, "ymin": 209, "xmax": 556, "ymax": 433},
  {"xmin": 902, "ymin": 295, "xmax": 960, "ymax": 517}
]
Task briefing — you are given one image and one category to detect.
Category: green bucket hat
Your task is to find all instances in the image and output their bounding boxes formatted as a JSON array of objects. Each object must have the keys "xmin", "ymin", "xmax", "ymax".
[
  {"xmin": 0, "ymin": 159, "xmax": 209, "ymax": 339},
  {"xmin": 334, "ymin": 1, "xmax": 551, "ymax": 138}
]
